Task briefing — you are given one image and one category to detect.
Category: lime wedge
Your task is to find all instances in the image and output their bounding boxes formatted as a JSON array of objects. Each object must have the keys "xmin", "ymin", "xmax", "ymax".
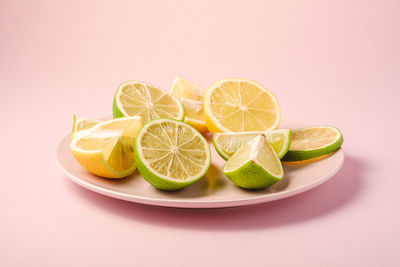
[
  {"xmin": 223, "ymin": 135, "xmax": 283, "ymax": 189},
  {"xmin": 213, "ymin": 129, "xmax": 291, "ymax": 160}
]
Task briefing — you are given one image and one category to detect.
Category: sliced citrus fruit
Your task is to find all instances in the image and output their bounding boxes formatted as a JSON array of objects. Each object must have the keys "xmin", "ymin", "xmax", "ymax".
[
  {"xmin": 170, "ymin": 77, "xmax": 208, "ymax": 133},
  {"xmin": 282, "ymin": 126, "xmax": 343, "ymax": 162},
  {"xmin": 223, "ymin": 135, "xmax": 284, "ymax": 189},
  {"xmin": 113, "ymin": 80, "xmax": 184, "ymax": 123},
  {"xmin": 72, "ymin": 115, "xmax": 101, "ymax": 133},
  {"xmin": 170, "ymin": 76, "xmax": 206, "ymax": 101},
  {"xmin": 204, "ymin": 78, "xmax": 281, "ymax": 132},
  {"xmin": 213, "ymin": 129, "xmax": 291, "ymax": 160},
  {"xmin": 179, "ymin": 98, "xmax": 208, "ymax": 133},
  {"xmin": 70, "ymin": 116, "xmax": 142, "ymax": 178},
  {"xmin": 135, "ymin": 118, "xmax": 211, "ymax": 191}
]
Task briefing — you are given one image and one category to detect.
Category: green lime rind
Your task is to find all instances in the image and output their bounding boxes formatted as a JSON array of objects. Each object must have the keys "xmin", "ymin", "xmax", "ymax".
[
  {"xmin": 212, "ymin": 137, "xmax": 231, "ymax": 161},
  {"xmin": 135, "ymin": 147, "xmax": 198, "ymax": 190},
  {"xmin": 268, "ymin": 129, "xmax": 292, "ymax": 159},
  {"xmin": 113, "ymin": 90, "xmax": 125, "ymax": 119},
  {"xmin": 72, "ymin": 115, "xmax": 78, "ymax": 132},
  {"xmin": 224, "ymin": 160, "xmax": 282, "ymax": 189},
  {"xmin": 134, "ymin": 118, "xmax": 211, "ymax": 191},
  {"xmin": 282, "ymin": 127, "xmax": 343, "ymax": 162}
]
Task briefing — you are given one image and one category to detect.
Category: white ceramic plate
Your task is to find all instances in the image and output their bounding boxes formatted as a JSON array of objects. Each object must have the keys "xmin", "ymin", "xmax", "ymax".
[{"xmin": 55, "ymin": 118, "xmax": 344, "ymax": 209}]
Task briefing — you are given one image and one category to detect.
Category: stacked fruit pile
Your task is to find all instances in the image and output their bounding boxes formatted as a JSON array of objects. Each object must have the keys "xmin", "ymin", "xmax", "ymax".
[{"xmin": 70, "ymin": 77, "xmax": 343, "ymax": 190}]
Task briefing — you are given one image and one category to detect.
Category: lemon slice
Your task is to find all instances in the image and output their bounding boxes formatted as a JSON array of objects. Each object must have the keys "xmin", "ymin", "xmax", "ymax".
[
  {"xmin": 179, "ymin": 98, "xmax": 208, "ymax": 133},
  {"xmin": 135, "ymin": 118, "xmax": 211, "ymax": 191},
  {"xmin": 223, "ymin": 135, "xmax": 284, "ymax": 189},
  {"xmin": 170, "ymin": 76, "xmax": 206, "ymax": 101},
  {"xmin": 171, "ymin": 77, "xmax": 208, "ymax": 133},
  {"xmin": 213, "ymin": 129, "xmax": 291, "ymax": 160},
  {"xmin": 282, "ymin": 126, "xmax": 343, "ymax": 162},
  {"xmin": 113, "ymin": 81, "xmax": 184, "ymax": 123},
  {"xmin": 70, "ymin": 116, "xmax": 142, "ymax": 178},
  {"xmin": 204, "ymin": 78, "xmax": 281, "ymax": 132},
  {"xmin": 72, "ymin": 115, "xmax": 101, "ymax": 133}
]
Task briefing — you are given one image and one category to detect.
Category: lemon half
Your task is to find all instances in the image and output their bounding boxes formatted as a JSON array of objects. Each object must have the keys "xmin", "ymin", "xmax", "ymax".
[{"xmin": 204, "ymin": 78, "xmax": 281, "ymax": 133}]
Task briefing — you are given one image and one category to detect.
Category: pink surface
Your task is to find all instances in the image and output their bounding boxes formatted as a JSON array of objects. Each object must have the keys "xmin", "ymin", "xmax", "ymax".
[{"xmin": 1, "ymin": 0, "xmax": 399, "ymax": 266}]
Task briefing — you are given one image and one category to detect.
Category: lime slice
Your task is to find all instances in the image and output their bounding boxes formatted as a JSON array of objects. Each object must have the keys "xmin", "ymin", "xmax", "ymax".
[
  {"xmin": 213, "ymin": 129, "xmax": 291, "ymax": 160},
  {"xmin": 113, "ymin": 80, "xmax": 184, "ymax": 123},
  {"xmin": 72, "ymin": 115, "xmax": 101, "ymax": 133},
  {"xmin": 282, "ymin": 126, "xmax": 343, "ymax": 162},
  {"xmin": 70, "ymin": 116, "xmax": 142, "ymax": 178},
  {"xmin": 204, "ymin": 78, "xmax": 281, "ymax": 132},
  {"xmin": 223, "ymin": 135, "xmax": 284, "ymax": 189},
  {"xmin": 135, "ymin": 118, "xmax": 211, "ymax": 191}
]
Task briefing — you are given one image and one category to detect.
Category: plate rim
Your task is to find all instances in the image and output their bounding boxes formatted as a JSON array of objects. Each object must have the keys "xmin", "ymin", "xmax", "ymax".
[{"xmin": 55, "ymin": 131, "xmax": 344, "ymax": 209}]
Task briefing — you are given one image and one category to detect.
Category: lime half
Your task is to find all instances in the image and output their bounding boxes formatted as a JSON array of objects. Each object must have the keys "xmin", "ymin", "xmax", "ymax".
[
  {"xmin": 113, "ymin": 80, "xmax": 184, "ymax": 123},
  {"xmin": 223, "ymin": 135, "xmax": 283, "ymax": 189},
  {"xmin": 135, "ymin": 118, "xmax": 211, "ymax": 191},
  {"xmin": 282, "ymin": 126, "xmax": 343, "ymax": 162},
  {"xmin": 213, "ymin": 129, "xmax": 291, "ymax": 160}
]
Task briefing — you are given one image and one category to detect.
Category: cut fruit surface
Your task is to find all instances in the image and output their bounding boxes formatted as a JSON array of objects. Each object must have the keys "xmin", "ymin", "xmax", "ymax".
[
  {"xmin": 213, "ymin": 129, "xmax": 291, "ymax": 160},
  {"xmin": 204, "ymin": 78, "xmax": 281, "ymax": 132},
  {"xmin": 113, "ymin": 80, "xmax": 184, "ymax": 123},
  {"xmin": 135, "ymin": 118, "xmax": 211, "ymax": 191},
  {"xmin": 282, "ymin": 126, "xmax": 343, "ymax": 162},
  {"xmin": 170, "ymin": 77, "xmax": 208, "ymax": 133},
  {"xmin": 179, "ymin": 98, "xmax": 208, "ymax": 133},
  {"xmin": 223, "ymin": 135, "xmax": 284, "ymax": 189},
  {"xmin": 70, "ymin": 116, "xmax": 142, "ymax": 178},
  {"xmin": 72, "ymin": 115, "xmax": 101, "ymax": 133},
  {"xmin": 170, "ymin": 76, "xmax": 206, "ymax": 101}
]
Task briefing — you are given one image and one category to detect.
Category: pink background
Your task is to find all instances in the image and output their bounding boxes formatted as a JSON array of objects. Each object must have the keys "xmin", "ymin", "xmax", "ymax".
[{"xmin": 1, "ymin": 0, "xmax": 399, "ymax": 266}]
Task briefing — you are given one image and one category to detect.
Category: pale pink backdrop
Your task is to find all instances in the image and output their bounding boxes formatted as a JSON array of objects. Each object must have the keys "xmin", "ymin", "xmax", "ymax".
[{"xmin": 1, "ymin": 0, "xmax": 399, "ymax": 266}]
